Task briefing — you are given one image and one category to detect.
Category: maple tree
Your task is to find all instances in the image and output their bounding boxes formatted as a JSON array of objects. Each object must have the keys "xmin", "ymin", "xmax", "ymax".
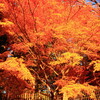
[
  {"xmin": 0, "ymin": 0, "xmax": 100, "ymax": 99},
  {"xmin": 0, "ymin": 2, "xmax": 35, "ymax": 99}
]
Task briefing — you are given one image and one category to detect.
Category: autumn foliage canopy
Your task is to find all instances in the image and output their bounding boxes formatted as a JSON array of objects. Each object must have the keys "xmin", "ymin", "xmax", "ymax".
[{"xmin": 0, "ymin": 0, "xmax": 100, "ymax": 99}]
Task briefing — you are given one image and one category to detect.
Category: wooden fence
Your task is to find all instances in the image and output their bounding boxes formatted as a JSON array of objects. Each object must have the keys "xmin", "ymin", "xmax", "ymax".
[{"xmin": 1, "ymin": 89, "xmax": 100, "ymax": 100}]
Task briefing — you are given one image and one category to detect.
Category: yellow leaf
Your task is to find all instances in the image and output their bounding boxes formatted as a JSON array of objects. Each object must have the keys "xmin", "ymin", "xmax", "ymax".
[
  {"xmin": 60, "ymin": 83, "xmax": 97, "ymax": 99},
  {"xmin": 0, "ymin": 19, "xmax": 14, "ymax": 26},
  {"xmin": 90, "ymin": 60, "xmax": 100, "ymax": 72},
  {"xmin": 49, "ymin": 52, "xmax": 83, "ymax": 66},
  {"xmin": 0, "ymin": 57, "xmax": 35, "ymax": 86}
]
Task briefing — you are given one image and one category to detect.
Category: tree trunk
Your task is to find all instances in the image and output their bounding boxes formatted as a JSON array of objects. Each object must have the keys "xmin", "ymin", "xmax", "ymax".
[{"xmin": 50, "ymin": 91, "xmax": 54, "ymax": 100}]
